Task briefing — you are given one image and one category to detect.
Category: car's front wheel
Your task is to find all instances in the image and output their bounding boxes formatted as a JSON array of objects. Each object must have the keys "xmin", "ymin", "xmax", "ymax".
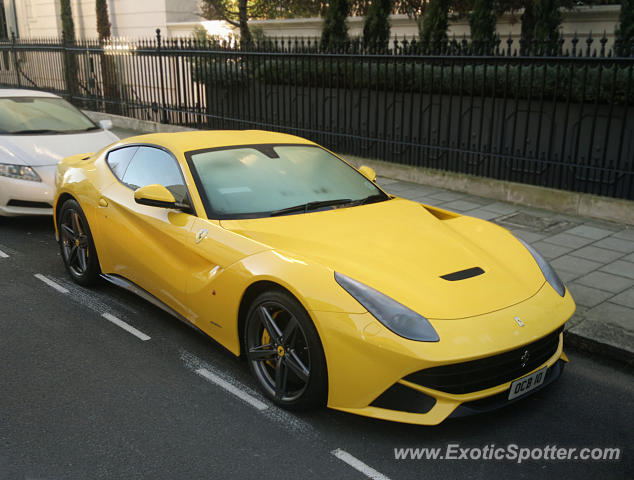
[
  {"xmin": 245, "ymin": 289, "xmax": 328, "ymax": 410},
  {"xmin": 58, "ymin": 199, "xmax": 100, "ymax": 286}
]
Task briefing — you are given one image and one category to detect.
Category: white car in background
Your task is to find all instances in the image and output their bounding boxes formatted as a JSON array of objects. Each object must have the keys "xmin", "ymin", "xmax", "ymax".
[{"xmin": 0, "ymin": 89, "xmax": 119, "ymax": 216}]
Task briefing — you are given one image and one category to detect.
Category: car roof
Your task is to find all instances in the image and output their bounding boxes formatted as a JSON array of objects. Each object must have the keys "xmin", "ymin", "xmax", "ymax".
[
  {"xmin": 116, "ymin": 130, "xmax": 316, "ymax": 155},
  {"xmin": 0, "ymin": 88, "xmax": 61, "ymax": 98}
]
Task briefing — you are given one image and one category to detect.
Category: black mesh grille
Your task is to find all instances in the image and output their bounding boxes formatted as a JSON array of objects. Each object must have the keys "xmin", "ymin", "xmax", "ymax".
[
  {"xmin": 404, "ymin": 327, "xmax": 563, "ymax": 394},
  {"xmin": 7, "ymin": 199, "xmax": 52, "ymax": 208}
]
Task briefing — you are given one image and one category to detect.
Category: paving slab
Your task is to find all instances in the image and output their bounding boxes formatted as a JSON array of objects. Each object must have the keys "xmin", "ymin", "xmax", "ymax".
[
  {"xmin": 567, "ymin": 283, "xmax": 616, "ymax": 308},
  {"xmin": 565, "ymin": 225, "xmax": 614, "ymax": 240},
  {"xmin": 531, "ymin": 241, "xmax": 574, "ymax": 260},
  {"xmin": 611, "ymin": 229, "xmax": 634, "ymax": 241},
  {"xmin": 569, "ymin": 245, "xmax": 625, "ymax": 264},
  {"xmin": 507, "ymin": 229, "xmax": 547, "ymax": 244},
  {"xmin": 556, "ymin": 269, "xmax": 582, "ymax": 283},
  {"xmin": 427, "ymin": 190, "xmax": 467, "ymax": 202},
  {"xmin": 599, "ymin": 259, "xmax": 634, "ymax": 280},
  {"xmin": 592, "ymin": 236, "xmax": 634, "ymax": 253},
  {"xmin": 551, "ymin": 255, "xmax": 603, "ymax": 277},
  {"xmin": 575, "ymin": 270, "xmax": 634, "ymax": 294},
  {"xmin": 465, "ymin": 208, "xmax": 500, "ymax": 220},
  {"xmin": 441, "ymin": 200, "xmax": 483, "ymax": 212},
  {"xmin": 609, "ymin": 287, "xmax": 634, "ymax": 309},
  {"xmin": 480, "ymin": 202, "xmax": 519, "ymax": 215},
  {"xmin": 542, "ymin": 232, "xmax": 595, "ymax": 249}
]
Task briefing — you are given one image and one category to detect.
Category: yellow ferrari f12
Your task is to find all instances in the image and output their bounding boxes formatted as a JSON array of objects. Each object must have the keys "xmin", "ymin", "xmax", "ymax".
[{"xmin": 54, "ymin": 130, "xmax": 575, "ymax": 425}]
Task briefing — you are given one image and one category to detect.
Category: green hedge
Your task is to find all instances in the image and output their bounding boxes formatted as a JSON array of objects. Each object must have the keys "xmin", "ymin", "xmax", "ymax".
[{"xmin": 192, "ymin": 57, "xmax": 634, "ymax": 105}]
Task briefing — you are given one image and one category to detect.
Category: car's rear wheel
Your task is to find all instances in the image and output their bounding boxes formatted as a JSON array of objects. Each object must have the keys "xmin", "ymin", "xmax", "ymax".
[
  {"xmin": 245, "ymin": 290, "xmax": 327, "ymax": 410},
  {"xmin": 58, "ymin": 199, "xmax": 100, "ymax": 286}
]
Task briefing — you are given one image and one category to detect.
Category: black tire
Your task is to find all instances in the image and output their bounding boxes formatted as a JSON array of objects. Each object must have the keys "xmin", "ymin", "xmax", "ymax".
[
  {"xmin": 57, "ymin": 199, "xmax": 101, "ymax": 286},
  {"xmin": 244, "ymin": 289, "xmax": 328, "ymax": 411}
]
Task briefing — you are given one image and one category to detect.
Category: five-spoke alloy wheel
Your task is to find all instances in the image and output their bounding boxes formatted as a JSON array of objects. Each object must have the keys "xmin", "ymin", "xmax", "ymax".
[
  {"xmin": 245, "ymin": 290, "xmax": 327, "ymax": 410},
  {"xmin": 58, "ymin": 199, "xmax": 100, "ymax": 286}
]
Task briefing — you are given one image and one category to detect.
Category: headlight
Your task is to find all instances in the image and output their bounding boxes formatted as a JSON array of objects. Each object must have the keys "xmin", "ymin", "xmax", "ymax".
[
  {"xmin": 517, "ymin": 238, "xmax": 565, "ymax": 297},
  {"xmin": 334, "ymin": 272, "xmax": 439, "ymax": 342},
  {"xmin": 0, "ymin": 163, "xmax": 41, "ymax": 182}
]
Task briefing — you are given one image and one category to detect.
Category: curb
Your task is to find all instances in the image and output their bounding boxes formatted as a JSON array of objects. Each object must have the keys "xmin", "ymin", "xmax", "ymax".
[{"xmin": 564, "ymin": 331, "xmax": 634, "ymax": 366}]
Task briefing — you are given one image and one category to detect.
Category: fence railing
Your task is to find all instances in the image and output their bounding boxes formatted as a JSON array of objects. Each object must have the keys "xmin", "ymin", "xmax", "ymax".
[{"xmin": 1, "ymin": 31, "xmax": 633, "ymax": 200}]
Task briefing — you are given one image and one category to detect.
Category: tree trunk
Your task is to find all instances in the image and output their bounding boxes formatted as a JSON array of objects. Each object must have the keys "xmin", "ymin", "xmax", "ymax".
[
  {"xmin": 520, "ymin": 0, "xmax": 536, "ymax": 54},
  {"xmin": 59, "ymin": 0, "xmax": 79, "ymax": 100},
  {"xmin": 95, "ymin": 0, "xmax": 120, "ymax": 114},
  {"xmin": 238, "ymin": 0, "xmax": 252, "ymax": 47}
]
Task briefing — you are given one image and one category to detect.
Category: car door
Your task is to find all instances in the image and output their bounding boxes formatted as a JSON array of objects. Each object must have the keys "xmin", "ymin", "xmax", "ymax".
[{"xmin": 96, "ymin": 145, "xmax": 200, "ymax": 315}]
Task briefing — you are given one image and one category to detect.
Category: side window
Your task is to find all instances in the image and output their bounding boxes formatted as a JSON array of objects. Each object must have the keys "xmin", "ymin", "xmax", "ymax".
[
  {"xmin": 122, "ymin": 146, "xmax": 188, "ymax": 204},
  {"xmin": 106, "ymin": 146, "xmax": 138, "ymax": 180}
]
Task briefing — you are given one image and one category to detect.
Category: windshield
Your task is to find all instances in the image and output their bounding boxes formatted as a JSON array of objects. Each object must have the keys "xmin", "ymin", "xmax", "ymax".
[
  {"xmin": 0, "ymin": 97, "xmax": 97, "ymax": 134},
  {"xmin": 187, "ymin": 144, "xmax": 388, "ymax": 218}
]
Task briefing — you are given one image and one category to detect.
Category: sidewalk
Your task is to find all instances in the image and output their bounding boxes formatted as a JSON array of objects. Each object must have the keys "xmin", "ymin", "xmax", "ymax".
[
  {"xmin": 110, "ymin": 126, "xmax": 634, "ymax": 364},
  {"xmin": 377, "ymin": 176, "xmax": 634, "ymax": 364}
]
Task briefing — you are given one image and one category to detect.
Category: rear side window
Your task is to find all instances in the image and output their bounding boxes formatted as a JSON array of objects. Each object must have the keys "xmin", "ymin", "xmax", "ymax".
[
  {"xmin": 121, "ymin": 146, "xmax": 188, "ymax": 204},
  {"xmin": 106, "ymin": 146, "xmax": 138, "ymax": 179}
]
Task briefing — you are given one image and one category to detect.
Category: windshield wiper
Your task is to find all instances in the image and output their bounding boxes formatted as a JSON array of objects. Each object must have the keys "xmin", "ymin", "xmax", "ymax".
[
  {"xmin": 349, "ymin": 193, "xmax": 389, "ymax": 206},
  {"xmin": 10, "ymin": 129, "xmax": 61, "ymax": 135},
  {"xmin": 270, "ymin": 198, "xmax": 352, "ymax": 217}
]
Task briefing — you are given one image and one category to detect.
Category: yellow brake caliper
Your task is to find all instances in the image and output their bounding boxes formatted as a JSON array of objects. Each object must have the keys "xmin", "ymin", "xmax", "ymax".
[{"xmin": 261, "ymin": 310, "xmax": 281, "ymax": 368}]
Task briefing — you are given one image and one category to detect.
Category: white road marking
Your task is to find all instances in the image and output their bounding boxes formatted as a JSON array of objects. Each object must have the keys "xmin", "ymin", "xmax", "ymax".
[
  {"xmin": 0, "ymin": 249, "xmax": 9, "ymax": 258},
  {"xmin": 102, "ymin": 312, "xmax": 151, "ymax": 341},
  {"xmin": 182, "ymin": 351, "xmax": 314, "ymax": 436},
  {"xmin": 195, "ymin": 367, "xmax": 269, "ymax": 411},
  {"xmin": 331, "ymin": 449, "xmax": 391, "ymax": 480},
  {"xmin": 34, "ymin": 273, "xmax": 69, "ymax": 294}
]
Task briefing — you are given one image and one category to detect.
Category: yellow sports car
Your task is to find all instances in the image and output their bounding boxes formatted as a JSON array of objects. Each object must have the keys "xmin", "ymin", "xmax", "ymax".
[{"xmin": 54, "ymin": 130, "xmax": 575, "ymax": 425}]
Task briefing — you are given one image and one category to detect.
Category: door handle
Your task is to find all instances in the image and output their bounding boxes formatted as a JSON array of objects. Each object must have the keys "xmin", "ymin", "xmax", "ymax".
[
  {"xmin": 98, "ymin": 198, "xmax": 108, "ymax": 207},
  {"xmin": 195, "ymin": 229, "xmax": 208, "ymax": 244}
]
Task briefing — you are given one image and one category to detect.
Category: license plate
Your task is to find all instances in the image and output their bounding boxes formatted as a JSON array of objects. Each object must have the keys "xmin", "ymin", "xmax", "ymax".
[{"xmin": 508, "ymin": 367, "xmax": 547, "ymax": 400}]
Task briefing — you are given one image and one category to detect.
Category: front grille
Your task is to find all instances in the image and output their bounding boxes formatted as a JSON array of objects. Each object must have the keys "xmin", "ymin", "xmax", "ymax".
[
  {"xmin": 450, "ymin": 360, "xmax": 565, "ymax": 418},
  {"xmin": 404, "ymin": 327, "xmax": 563, "ymax": 394},
  {"xmin": 7, "ymin": 199, "xmax": 52, "ymax": 209}
]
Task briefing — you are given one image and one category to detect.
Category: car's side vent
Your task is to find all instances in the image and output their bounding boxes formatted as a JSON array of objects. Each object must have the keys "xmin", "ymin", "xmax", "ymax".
[
  {"xmin": 441, "ymin": 267, "xmax": 485, "ymax": 281},
  {"xmin": 421, "ymin": 204, "xmax": 460, "ymax": 220}
]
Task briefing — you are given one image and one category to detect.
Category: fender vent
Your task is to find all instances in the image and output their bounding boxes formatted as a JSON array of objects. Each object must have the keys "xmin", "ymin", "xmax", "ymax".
[{"xmin": 440, "ymin": 266, "xmax": 485, "ymax": 281}]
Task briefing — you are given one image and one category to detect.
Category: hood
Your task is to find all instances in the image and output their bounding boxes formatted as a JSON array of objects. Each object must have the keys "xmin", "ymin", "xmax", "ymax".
[
  {"xmin": 0, "ymin": 129, "xmax": 118, "ymax": 166},
  {"xmin": 221, "ymin": 198, "xmax": 546, "ymax": 320}
]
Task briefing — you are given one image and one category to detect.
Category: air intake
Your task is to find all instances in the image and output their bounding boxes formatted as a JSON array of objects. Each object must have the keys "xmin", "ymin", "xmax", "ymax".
[
  {"xmin": 7, "ymin": 200, "xmax": 52, "ymax": 209},
  {"xmin": 440, "ymin": 266, "xmax": 485, "ymax": 281}
]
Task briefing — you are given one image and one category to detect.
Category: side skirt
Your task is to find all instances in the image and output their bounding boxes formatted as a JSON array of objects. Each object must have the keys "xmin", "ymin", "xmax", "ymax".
[{"xmin": 100, "ymin": 273, "xmax": 206, "ymax": 336}]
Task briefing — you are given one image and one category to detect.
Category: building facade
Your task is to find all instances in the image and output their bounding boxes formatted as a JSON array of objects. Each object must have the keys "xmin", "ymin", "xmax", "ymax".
[{"xmin": 1, "ymin": 0, "xmax": 202, "ymax": 39}]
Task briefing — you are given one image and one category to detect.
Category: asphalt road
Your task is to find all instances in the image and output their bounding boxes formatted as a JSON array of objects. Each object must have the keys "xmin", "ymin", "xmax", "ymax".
[{"xmin": 1, "ymin": 212, "xmax": 633, "ymax": 480}]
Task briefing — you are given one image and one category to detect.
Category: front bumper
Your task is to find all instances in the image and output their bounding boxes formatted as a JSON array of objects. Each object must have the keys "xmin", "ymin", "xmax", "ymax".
[
  {"xmin": 313, "ymin": 282, "xmax": 575, "ymax": 425},
  {"xmin": 0, "ymin": 166, "xmax": 56, "ymax": 216},
  {"xmin": 339, "ymin": 339, "xmax": 566, "ymax": 425}
]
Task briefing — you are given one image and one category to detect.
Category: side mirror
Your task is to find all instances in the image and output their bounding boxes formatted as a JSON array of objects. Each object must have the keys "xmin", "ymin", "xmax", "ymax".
[
  {"xmin": 98, "ymin": 119, "xmax": 113, "ymax": 130},
  {"xmin": 134, "ymin": 184, "xmax": 176, "ymax": 209},
  {"xmin": 359, "ymin": 165, "xmax": 376, "ymax": 182}
]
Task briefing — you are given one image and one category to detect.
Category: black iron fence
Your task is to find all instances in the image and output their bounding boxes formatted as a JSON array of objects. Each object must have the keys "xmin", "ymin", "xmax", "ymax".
[{"xmin": 1, "ymin": 31, "xmax": 633, "ymax": 200}]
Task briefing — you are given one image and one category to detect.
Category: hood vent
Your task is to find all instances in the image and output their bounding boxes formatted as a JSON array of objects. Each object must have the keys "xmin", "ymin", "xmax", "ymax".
[
  {"xmin": 422, "ymin": 204, "xmax": 460, "ymax": 220},
  {"xmin": 441, "ymin": 267, "xmax": 485, "ymax": 281}
]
